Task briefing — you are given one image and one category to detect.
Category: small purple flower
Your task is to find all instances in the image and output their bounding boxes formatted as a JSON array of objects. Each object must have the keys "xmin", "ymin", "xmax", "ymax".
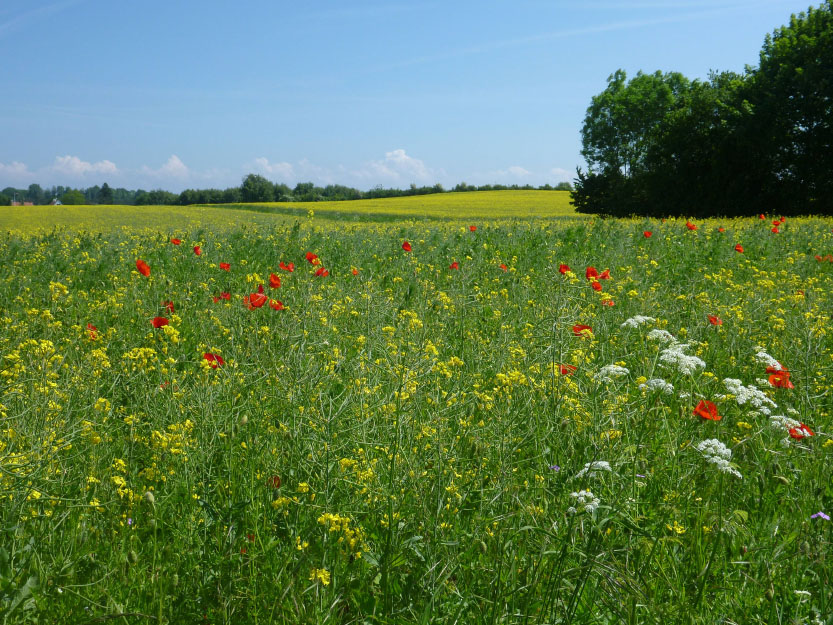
[
  {"xmin": 810, "ymin": 511, "xmax": 830, "ymax": 521},
  {"xmin": 549, "ymin": 465, "xmax": 560, "ymax": 472},
  {"xmin": 127, "ymin": 518, "xmax": 133, "ymax": 526},
  {"xmin": 636, "ymin": 474, "xmax": 646, "ymax": 478}
]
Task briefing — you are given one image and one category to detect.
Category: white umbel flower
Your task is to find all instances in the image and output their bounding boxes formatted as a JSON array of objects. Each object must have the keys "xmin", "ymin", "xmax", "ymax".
[
  {"xmin": 659, "ymin": 343, "xmax": 706, "ymax": 376},
  {"xmin": 596, "ymin": 364, "xmax": 629, "ymax": 382},
  {"xmin": 575, "ymin": 460, "xmax": 612, "ymax": 479},
  {"xmin": 621, "ymin": 315, "xmax": 655, "ymax": 329},
  {"xmin": 696, "ymin": 439, "xmax": 742, "ymax": 479},
  {"xmin": 723, "ymin": 378, "xmax": 777, "ymax": 411},
  {"xmin": 646, "ymin": 329, "xmax": 677, "ymax": 345},
  {"xmin": 754, "ymin": 347, "xmax": 783, "ymax": 371},
  {"xmin": 640, "ymin": 378, "xmax": 674, "ymax": 394},
  {"xmin": 568, "ymin": 489, "xmax": 601, "ymax": 515}
]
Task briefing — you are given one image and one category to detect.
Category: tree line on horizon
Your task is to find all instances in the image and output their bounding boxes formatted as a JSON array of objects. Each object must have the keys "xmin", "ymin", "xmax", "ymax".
[
  {"xmin": 0, "ymin": 177, "xmax": 573, "ymax": 207},
  {"xmin": 572, "ymin": 1, "xmax": 833, "ymax": 217}
]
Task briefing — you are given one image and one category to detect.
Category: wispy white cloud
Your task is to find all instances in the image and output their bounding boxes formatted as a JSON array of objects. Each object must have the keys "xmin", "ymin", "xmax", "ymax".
[
  {"xmin": 141, "ymin": 155, "xmax": 189, "ymax": 179},
  {"xmin": 353, "ymin": 149, "xmax": 439, "ymax": 183},
  {"xmin": 550, "ymin": 167, "xmax": 571, "ymax": 181},
  {"xmin": 51, "ymin": 155, "xmax": 118, "ymax": 177},
  {"xmin": 253, "ymin": 157, "xmax": 295, "ymax": 181},
  {"xmin": 0, "ymin": 160, "xmax": 34, "ymax": 183}
]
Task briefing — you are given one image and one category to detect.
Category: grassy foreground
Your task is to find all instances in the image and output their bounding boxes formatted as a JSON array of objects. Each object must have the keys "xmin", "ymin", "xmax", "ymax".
[{"xmin": 0, "ymin": 206, "xmax": 832, "ymax": 624}]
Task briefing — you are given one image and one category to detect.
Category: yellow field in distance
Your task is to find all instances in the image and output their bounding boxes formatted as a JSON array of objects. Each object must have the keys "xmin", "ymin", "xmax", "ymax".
[
  {"xmin": 0, "ymin": 190, "xmax": 579, "ymax": 235},
  {"xmin": 216, "ymin": 190, "xmax": 577, "ymax": 220}
]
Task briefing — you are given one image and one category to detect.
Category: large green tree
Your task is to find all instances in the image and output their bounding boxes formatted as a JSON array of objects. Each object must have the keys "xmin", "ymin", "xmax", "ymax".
[
  {"xmin": 240, "ymin": 174, "xmax": 275, "ymax": 202},
  {"xmin": 751, "ymin": 0, "xmax": 833, "ymax": 212},
  {"xmin": 98, "ymin": 182, "xmax": 114, "ymax": 204},
  {"xmin": 580, "ymin": 70, "xmax": 690, "ymax": 176}
]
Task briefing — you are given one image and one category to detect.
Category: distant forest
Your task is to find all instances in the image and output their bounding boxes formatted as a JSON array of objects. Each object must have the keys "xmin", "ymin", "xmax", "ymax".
[{"xmin": 0, "ymin": 176, "xmax": 572, "ymax": 207}]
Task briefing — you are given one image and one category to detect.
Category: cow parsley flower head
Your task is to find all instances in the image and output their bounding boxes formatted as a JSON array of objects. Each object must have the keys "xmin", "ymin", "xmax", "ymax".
[
  {"xmin": 575, "ymin": 460, "xmax": 612, "ymax": 479},
  {"xmin": 723, "ymin": 378, "xmax": 777, "ymax": 411},
  {"xmin": 647, "ymin": 329, "xmax": 677, "ymax": 345},
  {"xmin": 621, "ymin": 315, "xmax": 655, "ymax": 329},
  {"xmin": 696, "ymin": 439, "xmax": 742, "ymax": 479},
  {"xmin": 567, "ymin": 489, "xmax": 601, "ymax": 515},
  {"xmin": 659, "ymin": 343, "xmax": 706, "ymax": 376},
  {"xmin": 596, "ymin": 364, "xmax": 629, "ymax": 382},
  {"xmin": 640, "ymin": 378, "xmax": 674, "ymax": 394},
  {"xmin": 754, "ymin": 347, "xmax": 783, "ymax": 371}
]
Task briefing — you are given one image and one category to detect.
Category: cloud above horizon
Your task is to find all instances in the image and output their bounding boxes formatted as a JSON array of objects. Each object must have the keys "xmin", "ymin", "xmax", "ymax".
[{"xmin": 1, "ymin": 151, "xmax": 574, "ymax": 192}]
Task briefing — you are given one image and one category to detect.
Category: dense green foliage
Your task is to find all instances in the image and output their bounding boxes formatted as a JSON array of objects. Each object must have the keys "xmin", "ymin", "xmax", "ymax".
[{"xmin": 573, "ymin": 1, "xmax": 833, "ymax": 217}]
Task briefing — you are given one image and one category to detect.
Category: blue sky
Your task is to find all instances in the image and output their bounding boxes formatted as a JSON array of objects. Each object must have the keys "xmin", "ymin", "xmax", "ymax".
[{"xmin": 0, "ymin": 0, "xmax": 817, "ymax": 192}]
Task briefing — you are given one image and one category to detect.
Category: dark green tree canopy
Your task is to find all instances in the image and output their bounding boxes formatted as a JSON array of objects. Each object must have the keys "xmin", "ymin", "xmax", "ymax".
[{"xmin": 574, "ymin": 1, "xmax": 833, "ymax": 216}]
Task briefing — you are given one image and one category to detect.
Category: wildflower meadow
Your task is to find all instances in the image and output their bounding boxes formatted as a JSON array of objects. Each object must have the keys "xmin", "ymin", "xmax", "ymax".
[{"xmin": 1, "ymin": 198, "xmax": 831, "ymax": 624}]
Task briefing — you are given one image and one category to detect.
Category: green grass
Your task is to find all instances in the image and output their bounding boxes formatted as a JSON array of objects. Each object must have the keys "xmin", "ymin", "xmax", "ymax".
[{"xmin": 0, "ymin": 210, "xmax": 831, "ymax": 624}]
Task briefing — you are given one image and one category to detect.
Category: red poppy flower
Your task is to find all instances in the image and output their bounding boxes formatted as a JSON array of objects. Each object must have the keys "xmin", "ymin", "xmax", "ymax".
[
  {"xmin": 559, "ymin": 264, "xmax": 571, "ymax": 275},
  {"xmin": 572, "ymin": 324, "xmax": 593, "ymax": 336},
  {"xmin": 162, "ymin": 300, "xmax": 175, "ymax": 313},
  {"xmin": 643, "ymin": 231, "xmax": 652, "ymax": 238},
  {"xmin": 500, "ymin": 263, "xmax": 508, "ymax": 272},
  {"xmin": 151, "ymin": 317, "xmax": 169, "ymax": 328},
  {"xmin": 585, "ymin": 266, "xmax": 599, "ymax": 280},
  {"xmin": 816, "ymin": 255, "xmax": 824, "ymax": 262},
  {"xmin": 269, "ymin": 273, "xmax": 281, "ymax": 289},
  {"xmin": 170, "ymin": 238, "xmax": 181, "ymax": 245},
  {"xmin": 449, "ymin": 261, "xmax": 459, "ymax": 270},
  {"xmin": 212, "ymin": 292, "xmax": 231, "ymax": 303},
  {"xmin": 602, "ymin": 299, "xmax": 615, "ymax": 306},
  {"xmin": 469, "ymin": 225, "xmax": 477, "ymax": 232},
  {"xmin": 826, "ymin": 255, "xmax": 833, "ymax": 262},
  {"xmin": 136, "ymin": 259, "xmax": 151, "ymax": 277},
  {"xmin": 279, "ymin": 261, "xmax": 295, "ymax": 272},
  {"xmin": 266, "ymin": 475, "xmax": 281, "ymax": 489},
  {"xmin": 771, "ymin": 227, "xmax": 779, "ymax": 234},
  {"xmin": 718, "ymin": 227, "xmax": 725, "ymax": 233},
  {"xmin": 599, "ymin": 269, "xmax": 610, "ymax": 280},
  {"xmin": 686, "ymin": 221, "xmax": 697, "ymax": 231},
  {"xmin": 734, "ymin": 244, "xmax": 744, "ymax": 253},
  {"xmin": 402, "ymin": 241, "xmax": 412, "ymax": 252},
  {"xmin": 269, "ymin": 299, "xmax": 284, "ymax": 311},
  {"xmin": 788, "ymin": 423, "xmax": 814, "ymax": 439},
  {"xmin": 86, "ymin": 323, "xmax": 98, "ymax": 340},
  {"xmin": 203, "ymin": 353, "xmax": 225, "ymax": 368},
  {"xmin": 244, "ymin": 285, "xmax": 267, "ymax": 309},
  {"xmin": 314, "ymin": 267, "xmax": 329, "ymax": 277},
  {"xmin": 220, "ymin": 262, "xmax": 230, "ymax": 271},
  {"xmin": 766, "ymin": 366, "xmax": 794, "ymax": 389},
  {"xmin": 193, "ymin": 245, "xmax": 202, "ymax": 256},
  {"xmin": 305, "ymin": 252, "xmax": 320, "ymax": 265},
  {"xmin": 708, "ymin": 315, "xmax": 722, "ymax": 326},
  {"xmin": 351, "ymin": 267, "xmax": 359, "ymax": 276},
  {"xmin": 693, "ymin": 400, "xmax": 721, "ymax": 421},
  {"xmin": 559, "ymin": 364, "xmax": 577, "ymax": 375},
  {"xmin": 759, "ymin": 214, "xmax": 765, "ymax": 220},
  {"xmin": 591, "ymin": 281, "xmax": 602, "ymax": 292},
  {"xmin": 772, "ymin": 220, "xmax": 780, "ymax": 226}
]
